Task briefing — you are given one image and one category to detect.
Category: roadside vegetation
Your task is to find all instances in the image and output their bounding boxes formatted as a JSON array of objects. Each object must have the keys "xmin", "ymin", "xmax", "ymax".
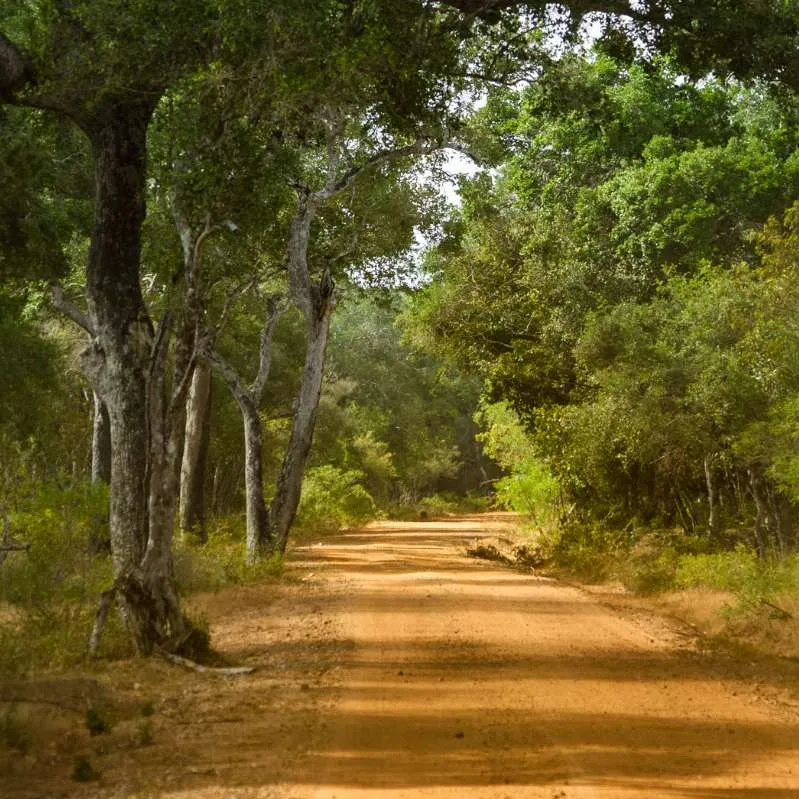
[{"xmin": 409, "ymin": 53, "xmax": 799, "ymax": 657}]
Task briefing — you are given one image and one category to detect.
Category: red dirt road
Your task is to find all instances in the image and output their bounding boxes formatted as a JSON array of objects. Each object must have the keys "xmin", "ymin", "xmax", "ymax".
[
  {"xmin": 276, "ymin": 515, "xmax": 799, "ymax": 799},
  {"xmin": 4, "ymin": 514, "xmax": 799, "ymax": 798}
]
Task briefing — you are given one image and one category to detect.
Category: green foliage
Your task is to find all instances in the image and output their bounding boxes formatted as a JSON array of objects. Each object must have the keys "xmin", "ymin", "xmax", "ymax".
[
  {"xmin": 414, "ymin": 51, "xmax": 799, "ymax": 552},
  {"xmin": 0, "ymin": 483, "xmax": 111, "ymax": 607},
  {"xmin": 173, "ymin": 520, "xmax": 283, "ymax": 593},
  {"xmin": 135, "ymin": 719, "xmax": 154, "ymax": 746},
  {"xmin": 71, "ymin": 755, "xmax": 100, "ymax": 783},
  {"xmin": 84, "ymin": 708, "xmax": 110, "ymax": 737},
  {"xmin": 297, "ymin": 466, "xmax": 377, "ymax": 531},
  {"xmin": 0, "ymin": 292, "xmax": 60, "ymax": 442},
  {"xmin": 311, "ymin": 292, "xmax": 487, "ymax": 509},
  {"xmin": 0, "ymin": 705, "xmax": 32, "ymax": 754},
  {"xmin": 0, "ymin": 481, "xmax": 132, "ymax": 675},
  {"xmin": 476, "ymin": 400, "xmax": 560, "ymax": 527},
  {"xmin": 676, "ymin": 547, "xmax": 799, "ymax": 612}
]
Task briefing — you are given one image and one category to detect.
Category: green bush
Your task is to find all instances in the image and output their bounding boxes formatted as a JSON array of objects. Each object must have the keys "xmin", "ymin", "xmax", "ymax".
[
  {"xmin": 1, "ymin": 704, "xmax": 32, "ymax": 754},
  {"xmin": 173, "ymin": 516, "xmax": 283, "ymax": 594},
  {"xmin": 544, "ymin": 522, "xmax": 631, "ymax": 582},
  {"xmin": 494, "ymin": 460, "xmax": 560, "ymax": 527},
  {"xmin": 0, "ymin": 481, "xmax": 129, "ymax": 675},
  {"xmin": 676, "ymin": 546, "xmax": 799, "ymax": 612},
  {"xmin": 297, "ymin": 466, "xmax": 377, "ymax": 530},
  {"xmin": 475, "ymin": 400, "xmax": 561, "ymax": 527},
  {"xmin": 0, "ymin": 482, "xmax": 111, "ymax": 607}
]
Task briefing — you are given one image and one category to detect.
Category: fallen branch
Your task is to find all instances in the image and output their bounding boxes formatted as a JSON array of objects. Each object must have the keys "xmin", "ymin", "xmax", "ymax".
[
  {"xmin": 0, "ymin": 541, "xmax": 30, "ymax": 552},
  {"xmin": 761, "ymin": 600, "xmax": 793, "ymax": 621},
  {"xmin": 159, "ymin": 651, "xmax": 256, "ymax": 677}
]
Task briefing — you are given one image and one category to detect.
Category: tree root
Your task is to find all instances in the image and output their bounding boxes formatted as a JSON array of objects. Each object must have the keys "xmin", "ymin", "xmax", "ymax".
[{"xmin": 158, "ymin": 651, "xmax": 255, "ymax": 676}]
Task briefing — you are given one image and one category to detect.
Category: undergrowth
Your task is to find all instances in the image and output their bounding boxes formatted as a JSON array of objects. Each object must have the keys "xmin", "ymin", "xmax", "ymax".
[
  {"xmin": 535, "ymin": 518, "xmax": 799, "ymax": 655},
  {"xmin": 0, "ymin": 482, "xmax": 129, "ymax": 676},
  {"xmin": 0, "ymin": 485, "xmax": 284, "ymax": 677}
]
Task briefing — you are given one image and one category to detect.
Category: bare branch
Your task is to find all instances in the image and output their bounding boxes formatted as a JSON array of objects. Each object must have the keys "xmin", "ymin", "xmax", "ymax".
[
  {"xmin": 172, "ymin": 203, "xmax": 194, "ymax": 266},
  {"xmin": 313, "ymin": 139, "xmax": 444, "ymax": 202},
  {"xmin": 0, "ymin": 542, "xmax": 30, "ymax": 553},
  {"xmin": 201, "ymin": 345, "xmax": 251, "ymax": 408},
  {"xmin": 169, "ymin": 351, "xmax": 198, "ymax": 414},
  {"xmin": 209, "ymin": 278, "xmax": 256, "ymax": 344},
  {"xmin": 51, "ymin": 285, "xmax": 95, "ymax": 336},
  {"xmin": 251, "ymin": 294, "xmax": 287, "ymax": 401}
]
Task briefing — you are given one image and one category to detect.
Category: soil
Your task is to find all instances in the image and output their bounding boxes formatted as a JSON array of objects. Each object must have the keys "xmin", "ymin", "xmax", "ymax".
[{"xmin": 3, "ymin": 513, "xmax": 799, "ymax": 798}]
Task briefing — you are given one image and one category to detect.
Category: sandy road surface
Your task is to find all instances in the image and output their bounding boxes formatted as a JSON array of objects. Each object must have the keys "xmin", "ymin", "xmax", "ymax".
[
  {"xmin": 276, "ymin": 515, "xmax": 799, "ymax": 799},
  {"xmin": 4, "ymin": 514, "xmax": 799, "ymax": 798}
]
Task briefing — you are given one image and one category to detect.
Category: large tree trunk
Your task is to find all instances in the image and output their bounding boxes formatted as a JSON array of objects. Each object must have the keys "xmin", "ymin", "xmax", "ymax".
[
  {"xmin": 179, "ymin": 362, "xmax": 212, "ymax": 541},
  {"xmin": 83, "ymin": 104, "xmax": 190, "ymax": 655},
  {"xmin": 268, "ymin": 276, "xmax": 334, "ymax": 554},
  {"xmin": 91, "ymin": 391, "xmax": 112, "ymax": 484}
]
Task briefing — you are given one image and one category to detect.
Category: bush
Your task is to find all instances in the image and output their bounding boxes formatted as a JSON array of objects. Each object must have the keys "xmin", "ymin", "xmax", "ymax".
[
  {"xmin": 0, "ymin": 481, "xmax": 130, "ymax": 675},
  {"xmin": 297, "ymin": 466, "xmax": 377, "ymax": 530},
  {"xmin": 173, "ymin": 516, "xmax": 283, "ymax": 594},
  {"xmin": 494, "ymin": 460, "xmax": 560, "ymax": 528},
  {"xmin": 676, "ymin": 546, "xmax": 799, "ymax": 613}
]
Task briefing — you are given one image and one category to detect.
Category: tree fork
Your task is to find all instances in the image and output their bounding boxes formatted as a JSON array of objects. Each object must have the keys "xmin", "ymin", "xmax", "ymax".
[{"xmin": 83, "ymin": 102, "xmax": 192, "ymax": 654}]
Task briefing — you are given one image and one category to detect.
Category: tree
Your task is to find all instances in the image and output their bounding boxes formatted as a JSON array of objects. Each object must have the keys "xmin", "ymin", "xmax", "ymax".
[
  {"xmin": 0, "ymin": 0, "xmax": 221, "ymax": 653},
  {"xmin": 413, "ymin": 55, "xmax": 799, "ymax": 417}
]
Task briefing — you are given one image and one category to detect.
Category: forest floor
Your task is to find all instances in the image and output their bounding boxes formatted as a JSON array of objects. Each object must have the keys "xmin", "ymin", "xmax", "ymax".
[{"xmin": 3, "ymin": 513, "xmax": 799, "ymax": 798}]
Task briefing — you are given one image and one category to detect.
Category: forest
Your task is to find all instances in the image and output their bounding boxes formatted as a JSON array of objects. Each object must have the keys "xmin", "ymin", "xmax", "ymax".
[{"xmin": 2, "ymin": 0, "xmax": 799, "ymax": 674}]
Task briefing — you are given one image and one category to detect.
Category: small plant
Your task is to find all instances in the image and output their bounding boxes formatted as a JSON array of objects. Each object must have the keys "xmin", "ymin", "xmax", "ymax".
[
  {"xmin": 71, "ymin": 755, "xmax": 100, "ymax": 782},
  {"xmin": 135, "ymin": 719, "xmax": 153, "ymax": 746},
  {"xmin": 140, "ymin": 700, "xmax": 155, "ymax": 717},
  {"xmin": 0, "ymin": 704, "xmax": 31, "ymax": 754},
  {"xmin": 85, "ymin": 707, "xmax": 110, "ymax": 736},
  {"xmin": 173, "ymin": 521, "xmax": 284, "ymax": 594}
]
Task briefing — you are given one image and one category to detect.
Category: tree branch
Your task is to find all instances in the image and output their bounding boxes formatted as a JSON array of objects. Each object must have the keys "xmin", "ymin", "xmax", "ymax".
[
  {"xmin": 201, "ymin": 345, "xmax": 251, "ymax": 409},
  {"xmin": 251, "ymin": 294, "xmax": 287, "ymax": 401},
  {"xmin": 159, "ymin": 651, "xmax": 255, "ymax": 676},
  {"xmin": 438, "ymin": 0, "xmax": 650, "ymax": 22},
  {"xmin": 0, "ymin": 541, "xmax": 30, "ymax": 553},
  {"xmin": 313, "ymin": 139, "xmax": 444, "ymax": 202},
  {"xmin": 51, "ymin": 285, "xmax": 95, "ymax": 336}
]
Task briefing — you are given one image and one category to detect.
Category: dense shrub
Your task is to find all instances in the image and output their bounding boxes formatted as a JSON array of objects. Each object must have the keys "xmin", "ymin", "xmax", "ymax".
[{"xmin": 296, "ymin": 465, "xmax": 378, "ymax": 530}]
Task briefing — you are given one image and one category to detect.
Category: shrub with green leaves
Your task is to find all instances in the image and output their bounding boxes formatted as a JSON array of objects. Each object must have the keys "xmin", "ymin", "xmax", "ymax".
[
  {"xmin": 0, "ymin": 481, "xmax": 127, "ymax": 674},
  {"xmin": 476, "ymin": 400, "xmax": 561, "ymax": 529},
  {"xmin": 676, "ymin": 546, "xmax": 799, "ymax": 612},
  {"xmin": 297, "ymin": 465, "xmax": 377, "ymax": 530},
  {"xmin": 173, "ymin": 518, "xmax": 283, "ymax": 593}
]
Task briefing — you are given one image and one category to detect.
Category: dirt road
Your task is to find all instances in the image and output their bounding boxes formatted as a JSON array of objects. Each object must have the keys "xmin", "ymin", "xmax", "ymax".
[
  {"xmin": 272, "ymin": 515, "xmax": 799, "ymax": 799},
  {"xmin": 4, "ymin": 514, "xmax": 799, "ymax": 798}
]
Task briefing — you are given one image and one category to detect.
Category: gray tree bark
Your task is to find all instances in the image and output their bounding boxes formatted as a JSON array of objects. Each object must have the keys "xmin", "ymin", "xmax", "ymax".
[
  {"xmin": 91, "ymin": 391, "xmax": 112, "ymax": 484},
  {"xmin": 268, "ymin": 273, "xmax": 334, "ymax": 554},
  {"xmin": 704, "ymin": 453, "xmax": 719, "ymax": 537},
  {"xmin": 179, "ymin": 362, "xmax": 212, "ymax": 541},
  {"xmin": 81, "ymin": 104, "xmax": 190, "ymax": 653},
  {"xmin": 203, "ymin": 294, "xmax": 284, "ymax": 561}
]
